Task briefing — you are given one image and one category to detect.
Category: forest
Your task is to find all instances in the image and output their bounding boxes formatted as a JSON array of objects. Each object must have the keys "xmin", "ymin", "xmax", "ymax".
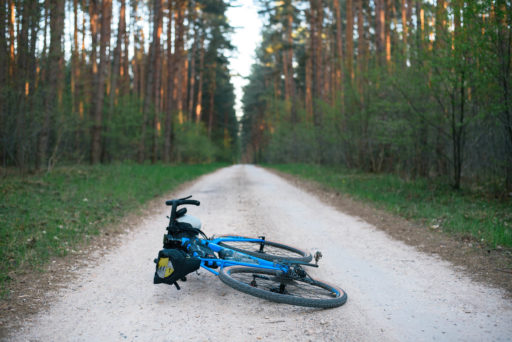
[
  {"xmin": 1, "ymin": 0, "xmax": 511, "ymax": 193},
  {"xmin": 1, "ymin": 0, "xmax": 238, "ymax": 170},
  {"xmin": 241, "ymin": 0, "xmax": 512, "ymax": 192}
]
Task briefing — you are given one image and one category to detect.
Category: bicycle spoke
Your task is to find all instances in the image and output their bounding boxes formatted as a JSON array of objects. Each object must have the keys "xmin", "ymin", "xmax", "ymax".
[
  {"xmin": 218, "ymin": 239, "xmax": 311, "ymax": 261},
  {"xmin": 228, "ymin": 270, "xmax": 337, "ymax": 300}
]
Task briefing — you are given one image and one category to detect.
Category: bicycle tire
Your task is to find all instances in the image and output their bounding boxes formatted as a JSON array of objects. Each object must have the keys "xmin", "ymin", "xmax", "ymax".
[
  {"xmin": 218, "ymin": 267, "xmax": 347, "ymax": 308},
  {"xmin": 217, "ymin": 236, "xmax": 312, "ymax": 263}
]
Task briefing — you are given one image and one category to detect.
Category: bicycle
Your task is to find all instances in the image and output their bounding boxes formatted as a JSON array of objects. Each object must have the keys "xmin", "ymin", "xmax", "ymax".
[{"xmin": 153, "ymin": 196, "xmax": 347, "ymax": 308}]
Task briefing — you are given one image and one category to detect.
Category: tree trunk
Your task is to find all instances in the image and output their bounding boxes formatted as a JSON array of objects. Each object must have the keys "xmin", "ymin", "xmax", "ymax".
[
  {"xmin": 72, "ymin": 0, "xmax": 79, "ymax": 116},
  {"xmin": 333, "ymin": 0, "xmax": 344, "ymax": 105},
  {"xmin": 308, "ymin": 0, "xmax": 323, "ymax": 125},
  {"xmin": 174, "ymin": 0, "xmax": 186, "ymax": 123},
  {"xmin": 375, "ymin": 0, "xmax": 385, "ymax": 65},
  {"xmin": 207, "ymin": 62, "xmax": 217, "ymax": 138},
  {"xmin": 356, "ymin": 0, "xmax": 367, "ymax": 100},
  {"xmin": 305, "ymin": 10, "xmax": 313, "ymax": 121},
  {"xmin": 164, "ymin": 0, "xmax": 174, "ymax": 162},
  {"xmin": 8, "ymin": 0, "xmax": 15, "ymax": 79},
  {"xmin": 90, "ymin": 0, "xmax": 112, "ymax": 164},
  {"xmin": 385, "ymin": 0, "xmax": 392, "ymax": 69},
  {"xmin": 346, "ymin": 0, "xmax": 354, "ymax": 81},
  {"xmin": 15, "ymin": 0, "xmax": 31, "ymax": 171},
  {"xmin": 150, "ymin": 0, "xmax": 163, "ymax": 163},
  {"xmin": 72, "ymin": 0, "xmax": 82, "ymax": 150},
  {"xmin": 451, "ymin": 69, "xmax": 465, "ymax": 190},
  {"xmin": 495, "ymin": 0, "xmax": 512, "ymax": 191},
  {"xmin": 283, "ymin": 0, "xmax": 295, "ymax": 121},
  {"xmin": 79, "ymin": 4, "xmax": 86, "ymax": 120},
  {"xmin": 38, "ymin": 0, "xmax": 65, "ymax": 170},
  {"xmin": 435, "ymin": 0, "xmax": 447, "ymax": 49},
  {"xmin": 401, "ymin": 0, "xmax": 408, "ymax": 62},
  {"xmin": 104, "ymin": 0, "xmax": 126, "ymax": 162},
  {"xmin": 195, "ymin": 29, "xmax": 205, "ymax": 123},
  {"xmin": 0, "ymin": 0, "xmax": 7, "ymax": 167},
  {"xmin": 121, "ymin": 0, "xmax": 130, "ymax": 96},
  {"xmin": 188, "ymin": 18, "xmax": 197, "ymax": 121}
]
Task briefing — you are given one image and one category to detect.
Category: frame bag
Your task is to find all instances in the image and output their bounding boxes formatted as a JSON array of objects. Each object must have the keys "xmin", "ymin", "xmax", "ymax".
[{"xmin": 153, "ymin": 249, "xmax": 200, "ymax": 289}]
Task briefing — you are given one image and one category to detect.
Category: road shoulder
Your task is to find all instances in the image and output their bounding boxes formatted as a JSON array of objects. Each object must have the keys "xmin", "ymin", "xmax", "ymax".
[
  {"xmin": 0, "ymin": 177, "xmax": 202, "ymax": 338},
  {"xmin": 270, "ymin": 168, "xmax": 512, "ymax": 298}
]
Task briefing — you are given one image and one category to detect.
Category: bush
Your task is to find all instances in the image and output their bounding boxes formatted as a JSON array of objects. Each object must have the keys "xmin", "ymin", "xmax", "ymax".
[{"xmin": 174, "ymin": 122, "xmax": 218, "ymax": 163}]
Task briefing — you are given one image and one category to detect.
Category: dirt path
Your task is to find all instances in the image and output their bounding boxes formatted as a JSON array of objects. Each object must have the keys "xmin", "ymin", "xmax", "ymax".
[{"xmin": 5, "ymin": 165, "xmax": 512, "ymax": 341}]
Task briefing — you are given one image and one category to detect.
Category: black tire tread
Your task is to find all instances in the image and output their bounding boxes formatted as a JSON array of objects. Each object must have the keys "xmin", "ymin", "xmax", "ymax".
[{"xmin": 218, "ymin": 267, "xmax": 347, "ymax": 308}]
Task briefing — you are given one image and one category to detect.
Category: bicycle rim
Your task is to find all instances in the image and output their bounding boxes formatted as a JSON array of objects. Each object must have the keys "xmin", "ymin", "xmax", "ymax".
[
  {"xmin": 217, "ymin": 236, "xmax": 312, "ymax": 263},
  {"xmin": 219, "ymin": 267, "xmax": 347, "ymax": 308}
]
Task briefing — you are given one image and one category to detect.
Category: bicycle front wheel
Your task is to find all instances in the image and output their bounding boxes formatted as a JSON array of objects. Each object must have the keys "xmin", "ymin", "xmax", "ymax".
[
  {"xmin": 217, "ymin": 236, "xmax": 312, "ymax": 263},
  {"xmin": 218, "ymin": 267, "xmax": 347, "ymax": 308}
]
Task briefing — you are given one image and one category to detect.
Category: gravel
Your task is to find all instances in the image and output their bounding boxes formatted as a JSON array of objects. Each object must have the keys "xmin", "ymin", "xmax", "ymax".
[{"xmin": 6, "ymin": 165, "xmax": 512, "ymax": 341}]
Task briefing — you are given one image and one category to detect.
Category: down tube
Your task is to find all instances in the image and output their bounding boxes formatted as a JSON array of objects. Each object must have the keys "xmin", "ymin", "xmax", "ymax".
[{"xmin": 201, "ymin": 241, "xmax": 287, "ymax": 270}]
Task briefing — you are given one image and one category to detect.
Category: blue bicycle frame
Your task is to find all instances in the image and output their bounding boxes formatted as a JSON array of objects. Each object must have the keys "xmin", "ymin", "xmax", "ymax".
[
  {"xmin": 156, "ymin": 197, "xmax": 347, "ymax": 308},
  {"xmin": 180, "ymin": 236, "xmax": 291, "ymax": 276}
]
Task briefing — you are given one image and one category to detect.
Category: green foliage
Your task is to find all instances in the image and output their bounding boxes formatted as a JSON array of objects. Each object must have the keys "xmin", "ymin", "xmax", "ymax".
[
  {"xmin": 174, "ymin": 122, "xmax": 218, "ymax": 163},
  {"xmin": 242, "ymin": 0, "xmax": 512, "ymax": 193},
  {"xmin": 269, "ymin": 164, "xmax": 512, "ymax": 249},
  {"xmin": 1, "ymin": 0, "xmax": 239, "ymax": 169},
  {"xmin": 0, "ymin": 163, "xmax": 224, "ymax": 295},
  {"xmin": 104, "ymin": 95, "xmax": 146, "ymax": 161}
]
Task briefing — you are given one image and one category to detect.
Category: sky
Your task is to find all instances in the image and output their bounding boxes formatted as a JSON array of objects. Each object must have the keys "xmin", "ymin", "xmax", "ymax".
[{"xmin": 226, "ymin": 1, "xmax": 263, "ymax": 119}]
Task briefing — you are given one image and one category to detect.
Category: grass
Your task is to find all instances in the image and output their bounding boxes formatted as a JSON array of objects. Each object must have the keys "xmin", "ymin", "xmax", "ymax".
[
  {"xmin": 268, "ymin": 163, "xmax": 512, "ymax": 249},
  {"xmin": 0, "ymin": 163, "xmax": 225, "ymax": 295}
]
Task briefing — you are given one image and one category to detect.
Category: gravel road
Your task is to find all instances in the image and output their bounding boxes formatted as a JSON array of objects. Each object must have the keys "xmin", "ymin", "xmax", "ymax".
[{"xmin": 7, "ymin": 165, "xmax": 512, "ymax": 341}]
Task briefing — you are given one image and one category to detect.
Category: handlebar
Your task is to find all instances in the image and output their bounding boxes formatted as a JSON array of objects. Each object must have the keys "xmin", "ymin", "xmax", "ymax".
[
  {"xmin": 165, "ymin": 195, "xmax": 200, "ymax": 207},
  {"xmin": 166, "ymin": 196, "xmax": 200, "ymax": 229},
  {"xmin": 166, "ymin": 199, "xmax": 200, "ymax": 206}
]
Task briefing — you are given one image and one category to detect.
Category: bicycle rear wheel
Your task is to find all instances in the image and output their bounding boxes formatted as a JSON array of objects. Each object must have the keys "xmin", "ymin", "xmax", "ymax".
[
  {"xmin": 217, "ymin": 236, "xmax": 312, "ymax": 263},
  {"xmin": 218, "ymin": 267, "xmax": 347, "ymax": 308}
]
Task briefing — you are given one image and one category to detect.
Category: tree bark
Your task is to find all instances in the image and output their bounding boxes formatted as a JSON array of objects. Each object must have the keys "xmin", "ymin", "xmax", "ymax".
[
  {"xmin": 174, "ymin": 0, "xmax": 186, "ymax": 123},
  {"xmin": 308, "ymin": 0, "xmax": 323, "ymax": 125},
  {"xmin": 495, "ymin": 0, "xmax": 512, "ymax": 191},
  {"xmin": 104, "ymin": 0, "xmax": 126, "ymax": 162},
  {"xmin": 333, "ymin": 0, "xmax": 344, "ymax": 104},
  {"xmin": 89, "ymin": 0, "xmax": 99, "ymax": 103},
  {"xmin": 375, "ymin": 0, "xmax": 386, "ymax": 65},
  {"xmin": 283, "ymin": 0, "xmax": 295, "ymax": 121},
  {"xmin": 121, "ymin": 0, "xmax": 130, "ymax": 96},
  {"xmin": 90, "ymin": 0, "xmax": 112, "ymax": 164},
  {"xmin": 385, "ymin": 0, "xmax": 392, "ymax": 69},
  {"xmin": 8, "ymin": 0, "xmax": 15, "ymax": 79},
  {"xmin": 72, "ymin": 0, "xmax": 82, "ymax": 150},
  {"xmin": 356, "ymin": 0, "xmax": 367, "ymax": 100},
  {"xmin": 195, "ymin": 29, "xmax": 205, "ymax": 123},
  {"xmin": 346, "ymin": 0, "xmax": 354, "ymax": 81},
  {"xmin": 401, "ymin": 0, "xmax": 408, "ymax": 62},
  {"xmin": 38, "ymin": 0, "xmax": 64, "ymax": 170},
  {"xmin": 188, "ymin": 15, "xmax": 198, "ymax": 121},
  {"xmin": 207, "ymin": 62, "xmax": 216, "ymax": 138},
  {"xmin": 435, "ymin": 0, "xmax": 447, "ymax": 49},
  {"xmin": 164, "ymin": 0, "xmax": 174, "ymax": 162},
  {"xmin": 15, "ymin": 0, "xmax": 31, "ymax": 171},
  {"xmin": 0, "ymin": 0, "xmax": 7, "ymax": 166},
  {"xmin": 150, "ymin": 0, "xmax": 163, "ymax": 163},
  {"xmin": 305, "ymin": 10, "xmax": 313, "ymax": 121},
  {"xmin": 72, "ymin": 0, "xmax": 79, "ymax": 116}
]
